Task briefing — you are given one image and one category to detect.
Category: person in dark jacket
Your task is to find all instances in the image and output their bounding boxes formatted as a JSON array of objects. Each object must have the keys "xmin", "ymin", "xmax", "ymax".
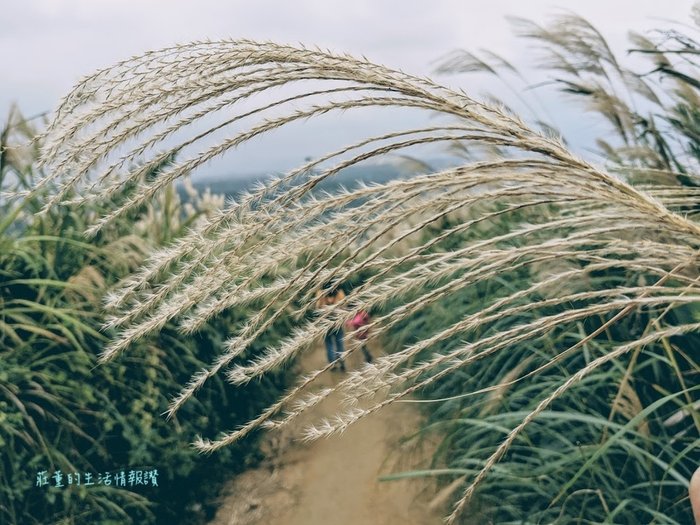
[{"xmin": 316, "ymin": 283, "xmax": 346, "ymax": 371}]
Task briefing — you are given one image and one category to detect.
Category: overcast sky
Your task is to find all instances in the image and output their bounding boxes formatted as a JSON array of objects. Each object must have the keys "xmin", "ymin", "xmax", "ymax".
[{"xmin": 2, "ymin": 0, "xmax": 697, "ymax": 174}]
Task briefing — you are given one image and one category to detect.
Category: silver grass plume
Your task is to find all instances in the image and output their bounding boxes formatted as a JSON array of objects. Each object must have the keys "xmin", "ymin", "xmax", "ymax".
[{"xmin": 32, "ymin": 40, "xmax": 700, "ymax": 523}]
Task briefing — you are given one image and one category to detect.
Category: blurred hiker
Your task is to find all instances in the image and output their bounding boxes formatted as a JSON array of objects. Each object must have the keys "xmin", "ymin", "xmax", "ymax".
[
  {"xmin": 316, "ymin": 282, "xmax": 346, "ymax": 371},
  {"xmin": 348, "ymin": 309, "xmax": 373, "ymax": 363}
]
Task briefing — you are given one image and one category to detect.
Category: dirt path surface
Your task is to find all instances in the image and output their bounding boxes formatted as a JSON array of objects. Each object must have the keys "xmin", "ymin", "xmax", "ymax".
[{"xmin": 208, "ymin": 344, "xmax": 444, "ymax": 525}]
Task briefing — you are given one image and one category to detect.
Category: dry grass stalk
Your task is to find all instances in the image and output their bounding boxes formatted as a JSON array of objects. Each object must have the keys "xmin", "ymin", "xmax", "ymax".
[{"xmin": 30, "ymin": 40, "xmax": 700, "ymax": 523}]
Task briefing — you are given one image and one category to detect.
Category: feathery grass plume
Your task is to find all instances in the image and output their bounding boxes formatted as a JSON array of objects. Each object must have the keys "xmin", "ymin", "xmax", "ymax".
[
  {"xmin": 439, "ymin": 11, "xmax": 700, "ymax": 179},
  {"xmin": 0, "ymin": 107, "xmax": 249, "ymax": 524},
  {"xmin": 37, "ymin": 38, "xmax": 700, "ymax": 522}
]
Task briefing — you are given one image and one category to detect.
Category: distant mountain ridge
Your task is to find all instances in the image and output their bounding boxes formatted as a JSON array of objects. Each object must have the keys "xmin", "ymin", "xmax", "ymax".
[
  {"xmin": 178, "ymin": 158, "xmax": 454, "ymax": 200},
  {"xmin": 179, "ymin": 163, "xmax": 405, "ymax": 200}
]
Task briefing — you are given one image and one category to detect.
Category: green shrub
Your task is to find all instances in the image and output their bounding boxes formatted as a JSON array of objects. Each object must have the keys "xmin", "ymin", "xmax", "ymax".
[{"xmin": 0, "ymin": 108, "xmax": 291, "ymax": 524}]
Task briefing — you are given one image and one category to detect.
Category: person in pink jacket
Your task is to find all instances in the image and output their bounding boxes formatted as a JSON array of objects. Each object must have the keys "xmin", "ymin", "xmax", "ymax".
[{"xmin": 348, "ymin": 309, "xmax": 373, "ymax": 363}]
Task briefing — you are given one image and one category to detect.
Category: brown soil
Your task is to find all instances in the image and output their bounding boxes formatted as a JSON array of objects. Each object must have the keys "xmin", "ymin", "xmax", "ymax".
[{"xmin": 208, "ymin": 343, "xmax": 445, "ymax": 525}]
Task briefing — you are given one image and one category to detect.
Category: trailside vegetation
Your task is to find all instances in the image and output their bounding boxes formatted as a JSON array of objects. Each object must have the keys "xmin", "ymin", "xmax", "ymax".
[{"xmin": 14, "ymin": 10, "xmax": 700, "ymax": 524}]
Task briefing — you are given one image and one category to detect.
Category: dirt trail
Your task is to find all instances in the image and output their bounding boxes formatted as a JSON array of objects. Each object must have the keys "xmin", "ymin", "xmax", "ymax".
[{"xmin": 209, "ymin": 343, "xmax": 444, "ymax": 525}]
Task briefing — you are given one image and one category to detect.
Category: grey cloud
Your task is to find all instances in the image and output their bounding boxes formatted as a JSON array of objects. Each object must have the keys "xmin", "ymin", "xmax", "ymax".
[{"xmin": 1, "ymin": 0, "xmax": 696, "ymax": 172}]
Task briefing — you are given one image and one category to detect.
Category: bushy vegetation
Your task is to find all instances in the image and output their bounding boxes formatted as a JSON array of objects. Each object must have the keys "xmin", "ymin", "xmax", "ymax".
[
  {"xmin": 381, "ymin": 14, "xmax": 700, "ymax": 524},
  {"xmin": 385, "ymin": 199, "xmax": 699, "ymax": 524},
  {"xmin": 4, "ymin": 7, "xmax": 700, "ymax": 525},
  {"xmin": 0, "ymin": 108, "xmax": 291, "ymax": 524}
]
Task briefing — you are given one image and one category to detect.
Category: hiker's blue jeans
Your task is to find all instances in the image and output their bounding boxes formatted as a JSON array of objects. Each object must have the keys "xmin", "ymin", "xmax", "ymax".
[{"xmin": 324, "ymin": 328, "xmax": 345, "ymax": 363}]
